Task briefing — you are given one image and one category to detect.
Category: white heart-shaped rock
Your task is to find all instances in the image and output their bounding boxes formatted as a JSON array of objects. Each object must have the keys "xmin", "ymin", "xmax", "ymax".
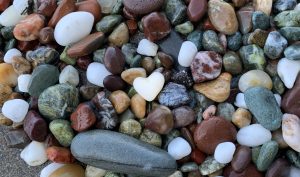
[
  {"xmin": 133, "ymin": 72, "xmax": 165, "ymax": 101},
  {"xmin": 277, "ymin": 58, "xmax": 300, "ymax": 89}
]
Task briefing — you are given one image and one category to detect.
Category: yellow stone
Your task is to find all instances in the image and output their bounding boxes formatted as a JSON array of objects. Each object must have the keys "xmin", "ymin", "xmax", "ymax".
[
  {"xmin": 0, "ymin": 63, "xmax": 18, "ymax": 87},
  {"xmin": 109, "ymin": 90, "xmax": 131, "ymax": 114},
  {"xmin": 121, "ymin": 68, "xmax": 147, "ymax": 85},
  {"xmin": 131, "ymin": 94, "xmax": 146, "ymax": 119},
  {"xmin": 0, "ymin": 84, "xmax": 12, "ymax": 106},
  {"xmin": 49, "ymin": 164, "xmax": 85, "ymax": 177},
  {"xmin": 253, "ymin": 0, "xmax": 272, "ymax": 16},
  {"xmin": 108, "ymin": 22, "xmax": 129, "ymax": 47},
  {"xmin": 0, "ymin": 113, "xmax": 13, "ymax": 126},
  {"xmin": 193, "ymin": 73, "xmax": 232, "ymax": 102},
  {"xmin": 232, "ymin": 108, "xmax": 252, "ymax": 128}
]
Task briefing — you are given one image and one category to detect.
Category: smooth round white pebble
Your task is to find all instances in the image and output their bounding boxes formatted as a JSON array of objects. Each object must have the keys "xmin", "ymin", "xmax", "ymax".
[
  {"xmin": 133, "ymin": 72, "xmax": 165, "ymax": 101},
  {"xmin": 2, "ymin": 99, "xmax": 29, "ymax": 122},
  {"xmin": 87, "ymin": 62, "xmax": 112, "ymax": 87},
  {"xmin": 214, "ymin": 142, "xmax": 236, "ymax": 164},
  {"xmin": 234, "ymin": 93, "xmax": 248, "ymax": 109},
  {"xmin": 4, "ymin": 48, "xmax": 22, "ymax": 63},
  {"xmin": 20, "ymin": 141, "xmax": 47, "ymax": 166},
  {"xmin": 54, "ymin": 12, "xmax": 94, "ymax": 46},
  {"xmin": 237, "ymin": 124, "xmax": 272, "ymax": 147},
  {"xmin": 167, "ymin": 137, "xmax": 192, "ymax": 160},
  {"xmin": 13, "ymin": 0, "xmax": 30, "ymax": 15},
  {"xmin": 277, "ymin": 58, "xmax": 300, "ymax": 89},
  {"xmin": 85, "ymin": 165, "xmax": 107, "ymax": 177},
  {"xmin": 0, "ymin": 5, "xmax": 26, "ymax": 26},
  {"xmin": 178, "ymin": 41, "xmax": 198, "ymax": 67},
  {"xmin": 282, "ymin": 114, "xmax": 300, "ymax": 152},
  {"xmin": 59, "ymin": 65, "xmax": 79, "ymax": 86},
  {"xmin": 40, "ymin": 163, "xmax": 65, "ymax": 177},
  {"xmin": 289, "ymin": 166, "xmax": 300, "ymax": 177},
  {"xmin": 137, "ymin": 39, "xmax": 158, "ymax": 57},
  {"xmin": 295, "ymin": 3, "xmax": 300, "ymax": 11},
  {"xmin": 18, "ymin": 74, "xmax": 31, "ymax": 92}
]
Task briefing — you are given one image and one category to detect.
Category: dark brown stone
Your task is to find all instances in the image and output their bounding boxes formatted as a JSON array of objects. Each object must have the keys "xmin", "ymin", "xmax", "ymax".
[
  {"xmin": 76, "ymin": 0, "xmax": 102, "ymax": 22},
  {"xmin": 37, "ymin": 0, "xmax": 57, "ymax": 17},
  {"xmin": 181, "ymin": 127, "xmax": 195, "ymax": 149},
  {"xmin": 266, "ymin": 158, "xmax": 290, "ymax": 177},
  {"xmin": 193, "ymin": 116, "xmax": 237, "ymax": 154},
  {"xmin": 145, "ymin": 105, "xmax": 174, "ymax": 135},
  {"xmin": 224, "ymin": 164, "xmax": 263, "ymax": 177},
  {"xmin": 4, "ymin": 129, "xmax": 31, "ymax": 149},
  {"xmin": 282, "ymin": 74, "xmax": 300, "ymax": 117},
  {"xmin": 191, "ymin": 149, "xmax": 206, "ymax": 165},
  {"xmin": 123, "ymin": 0, "xmax": 164, "ymax": 15},
  {"xmin": 70, "ymin": 103, "xmax": 96, "ymax": 132},
  {"xmin": 18, "ymin": 40, "xmax": 39, "ymax": 52},
  {"xmin": 172, "ymin": 106, "xmax": 195, "ymax": 128},
  {"xmin": 76, "ymin": 56, "xmax": 92, "ymax": 71},
  {"xmin": 231, "ymin": 146, "xmax": 252, "ymax": 172},
  {"xmin": 187, "ymin": 0, "xmax": 207, "ymax": 22},
  {"xmin": 103, "ymin": 75, "xmax": 126, "ymax": 92},
  {"xmin": 158, "ymin": 52, "xmax": 174, "ymax": 69},
  {"xmin": 126, "ymin": 20, "xmax": 138, "ymax": 35},
  {"xmin": 0, "ymin": 0, "xmax": 10, "ymax": 11},
  {"xmin": 48, "ymin": 0, "xmax": 76, "ymax": 27},
  {"xmin": 45, "ymin": 133, "xmax": 61, "ymax": 147},
  {"xmin": 142, "ymin": 12, "xmax": 171, "ymax": 42},
  {"xmin": 39, "ymin": 27, "xmax": 54, "ymax": 44},
  {"xmin": 103, "ymin": 46, "xmax": 125, "ymax": 75},
  {"xmin": 23, "ymin": 110, "xmax": 48, "ymax": 142},
  {"xmin": 67, "ymin": 32, "xmax": 105, "ymax": 58}
]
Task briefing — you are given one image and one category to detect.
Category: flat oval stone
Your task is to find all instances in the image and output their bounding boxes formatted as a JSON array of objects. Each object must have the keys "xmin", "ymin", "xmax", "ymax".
[
  {"xmin": 237, "ymin": 124, "xmax": 272, "ymax": 147},
  {"xmin": 71, "ymin": 130, "xmax": 177, "ymax": 176},
  {"xmin": 244, "ymin": 87, "xmax": 283, "ymax": 130},
  {"xmin": 231, "ymin": 146, "xmax": 251, "ymax": 172},
  {"xmin": 256, "ymin": 141, "xmax": 279, "ymax": 171},
  {"xmin": 123, "ymin": 0, "xmax": 164, "ymax": 15},
  {"xmin": 238, "ymin": 70, "xmax": 272, "ymax": 92},
  {"xmin": 187, "ymin": 0, "xmax": 207, "ymax": 22},
  {"xmin": 104, "ymin": 47, "xmax": 125, "ymax": 75}
]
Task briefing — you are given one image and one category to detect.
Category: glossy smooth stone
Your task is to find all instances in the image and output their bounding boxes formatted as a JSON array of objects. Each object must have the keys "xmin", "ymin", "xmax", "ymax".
[
  {"xmin": 168, "ymin": 137, "xmax": 192, "ymax": 160},
  {"xmin": 49, "ymin": 164, "xmax": 85, "ymax": 177},
  {"xmin": 253, "ymin": 0, "xmax": 272, "ymax": 15},
  {"xmin": 48, "ymin": 0, "xmax": 76, "ymax": 27},
  {"xmin": 237, "ymin": 124, "xmax": 272, "ymax": 147},
  {"xmin": 178, "ymin": 41, "xmax": 198, "ymax": 67},
  {"xmin": 256, "ymin": 141, "xmax": 279, "ymax": 171},
  {"xmin": 231, "ymin": 146, "xmax": 251, "ymax": 172},
  {"xmin": 20, "ymin": 141, "xmax": 47, "ymax": 166},
  {"xmin": 281, "ymin": 75, "xmax": 300, "ymax": 117},
  {"xmin": 70, "ymin": 103, "xmax": 96, "ymax": 132},
  {"xmin": 214, "ymin": 142, "xmax": 236, "ymax": 164},
  {"xmin": 71, "ymin": 130, "xmax": 177, "ymax": 176},
  {"xmin": 2, "ymin": 99, "xmax": 29, "ymax": 122},
  {"xmin": 18, "ymin": 74, "xmax": 31, "ymax": 93},
  {"xmin": 0, "ymin": 5, "xmax": 26, "ymax": 27},
  {"xmin": 282, "ymin": 114, "xmax": 300, "ymax": 152},
  {"xmin": 238, "ymin": 70, "xmax": 272, "ymax": 92},
  {"xmin": 4, "ymin": 48, "xmax": 22, "ymax": 63},
  {"xmin": 123, "ymin": 0, "xmax": 164, "ymax": 15},
  {"xmin": 87, "ymin": 62, "xmax": 112, "ymax": 87},
  {"xmin": 137, "ymin": 39, "xmax": 158, "ymax": 57},
  {"xmin": 187, "ymin": 0, "xmax": 207, "ymax": 22},
  {"xmin": 24, "ymin": 110, "xmax": 48, "ymax": 141},
  {"xmin": 104, "ymin": 46, "xmax": 125, "ymax": 75},
  {"xmin": 277, "ymin": 58, "xmax": 300, "ymax": 89}
]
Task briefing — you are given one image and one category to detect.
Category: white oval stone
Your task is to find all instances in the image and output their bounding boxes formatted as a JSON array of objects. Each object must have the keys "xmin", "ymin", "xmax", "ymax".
[
  {"xmin": 167, "ymin": 137, "xmax": 192, "ymax": 160},
  {"xmin": 234, "ymin": 93, "xmax": 248, "ymax": 109},
  {"xmin": 178, "ymin": 41, "xmax": 198, "ymax": 67},
  {"xmin": 85, "ymin": 165, "xmax": 107, "ymax": 177},
  {"xmin": 59, "ymin": 65, "xmax": 79, "ymax": 86},
  {"xmin": 282, "ymin": 114, "xmax": 300, "ymax": 152},
  {"xmin": 40, "ymin": 163, "xmax": 65, "ymax": 177},
  {"xmin": 237, "ymin": 124, "xmax": 272, "ymax": 147},
  {"xmin": 238, "ymin": 70, "xmax": 272, "ymax": 92},
  {"xmin": 290, "ymin": 166, "xmax": 300, "ymax": 177},
  {"xmin": 13, "ymin": 0, "xmax": 30, "ymax": 15},
  {"xmin": 54, "ymin": 12, "xmax": 94, "ymax": 46},
  {"xmin": 277, "ymin": 58, "xmax": 300, "ymax": 89},
  {"xmin": 133, "ymin": 72, "xmax": 165, "ymax": 101},
  {"xmin": 20, "ymin": 141, "xmax": 47, "ymax": 166},
  {"xmin": 137, "ymin": 39, "xmax": 158, "ymax": 57},
  {"xmin": 214, "ymin": 142, "xmax": 236, "ymax": 164},
  {"xmin": 2, "ymin": 99, "xmax": 29, "ymax": 122},
  {"xmin": 87, "ymin": 62, "xmax": 112, "ymax": 87},
  {"xmin": 295, "ymin": 3, "xmax": 300, "ymax": 11},
  {"xmin": 4, "ymin": 48, "xmax": 22, "ymax": 63},
  {"xmin": 0, "ymin": 5, "xmax": 26, "ymax": 26},
  {"xmin": 18, "ymin": 74, "xmax": 31, "ymax": 92}
]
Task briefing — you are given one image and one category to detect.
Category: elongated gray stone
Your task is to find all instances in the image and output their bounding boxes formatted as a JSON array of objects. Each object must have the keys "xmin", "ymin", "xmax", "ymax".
[{"xmin": 71, "ymin": 130, "xmax": 177, "ymax": 177}]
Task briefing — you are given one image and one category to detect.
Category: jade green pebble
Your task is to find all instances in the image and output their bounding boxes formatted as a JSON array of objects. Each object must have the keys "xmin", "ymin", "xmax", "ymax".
[
  {"xmin": 199, "ymin": 156, "xmax": 226, "ymax": 176},
  {"xmin": 96, "ymin": 15, "xmax": 123, "ymax": 34},
  {"xmin": 187, "ymin": 30, "xmax": 203, "ymax": 50},
  {"xmin": 256, "ymin": 141, "xmax": 279, "ymax": 171},
  {"xmin": 139, "ymin": 129, "xmax": 162, "ymax": 147},
  {"xmin": 180, "ymin": 162, "xmax": 198, "ymax": 172},
  {"xmin": 175, "ymin": 21, "xmax": 194, "ymax": 35},
  {"xmin": 202, "ymin": 30, "xmax": 225, "ymax": 54},
  {"xmin": 49, "ymin": 119, "xmax": 74, "ymax": 147},
  {"xmin": 60, "ymin": 46, "xmax": 76, "ymax": 65},
  {"xmin": 239, "ymin": 44, "xmax": 266, "ymax": 70},
  {"xmin": 1, "ymin": 26, "xmax": 14, "ymax": 40},
  {"xmin": 286, "ymin": 150, "xmax": 300, "ymax": 168},
  {"xmin": 4, "ymin": 38, "xmax": 16, "ymax": 52},
  {"xmin": 284, "ymin": 43, "xmax": 300, "ymax": 60},
  {"xmin": 119, "ymin": 119, "xmax": 142, "ymax": 138},
  {"xmin": 272, "ymin": 75, "xmax": 285, "ymax": 94},
  {"xmin": 111, "ymin": 0, "xmax": 123, "ymax": 14},
  {"xmin": 165, "ymin": 0, "xmax": 187, "ymax": 25},
  {"xmin": 274, "ymin": 10, "xmax": 300, "ymax": 28},
  {"xmin": 252, "ymin": 146, "xmax": 261, "ymax": 165},
  {"xmin": 223, "ymin": 51, "xmax": 243, "ymax": 75},
  {"xmin": 93, "ymin": 49, "xmax": 106, "ymax": 63},
  {"xmin": 280, "ymin": 27, "xmax": 300, "ymax": 41}
]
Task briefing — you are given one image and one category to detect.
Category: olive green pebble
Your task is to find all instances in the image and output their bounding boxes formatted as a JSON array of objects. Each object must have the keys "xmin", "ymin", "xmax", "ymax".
[
  {"xmin": 175, "ymin": 21, "xmax": 194, "ymax": 35},
  {"xmin": 239, "ymin": 44, "xmax": 266, "ymax": 70},
  {"xmin": 165, "ymin": 0, "xmax": 187, "ymax": 25},
  {"xmin": 139, "ymin": 129, "xmax": 162, "ymax": 147},
  {"xmin": 199, "ymin": 156, "xmax": 226, "ymax": 176},
  {"xmin": 180, "ymin": 162, "xmax": 198, "ymax": 172},
  {"xmin": 127, "ymin": 87, "xmax": 137, "ymax": 98},
  {"xmin": 119, "ymin": 119, "xmax": 142, "ymax": 138},
  {"xmin": 96, "ymin": 15, "xmax": 123, "ymax": 34},
  {"xmin": 280, "ymin": 27, "xmax": 300, "ymax": 41},
  {"xmin": 252, "ymin": 146, "xmax": 261, "ymax": 164},
  {"xmin": 272, "ymin": 75, "xmax": 285, "ymax": 94},
  {"xmin": 202, "ymin": 30, "xmax": 225, "ymax": 54},
  {"xmin": 286, "ymin": 150, "xmax": 300, "ymax": 168},
  {"xmin": 111, "ymin": 0, "xmax": 122, "ymax": 14},
  {"xmin": 60, "ymin": 46, "xmax": 76, "ymax": 65},
  {"xmin": 93, "ymin": 49, "xmax": 106, "ymax": 63},
  {"xmin": 49, "ymin": 119, "xmax": 74, "ymax": 147},
  {"xmin": 256, "ymin": 141, "xmax": 279, "ymax": 171},
  {"xmin": 4, "ymin": 38, "xmax": 16, "ymax": 52},
  {"xmin": 223, "ymin": 51, "xmax": 243, "ymax": 75}
]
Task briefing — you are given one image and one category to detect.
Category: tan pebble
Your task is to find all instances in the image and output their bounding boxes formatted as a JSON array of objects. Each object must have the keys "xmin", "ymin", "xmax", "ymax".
[
  {"xmin": 131, "ymin": 94, "xmax": 146, "ymax": 119},
  {"xmin": 121, "ymin": 68, "xmax": 147, "ymax": 85},
  {"xmin": 108, "ymin": 23, "xmax": 129, "ymax": 47},
  {"xmin": 0, "ymin": 84, "xmax": 12, "ymax": 106},
  {"xmin": 12, "ymin": 121, "xmax": 23, "ymax": 129},
  {"xmin": 0, "ymin": 63, "xmax": 18, "ymax": 87},
  {"xmin": 0, "ymin": 113, "xmax": 13, "ymax": 126},
  {"xmin": 109, "ymin": 90, "xmax": 131, "ymax": 114},
  {"xmin": 253, "ymin": 0, "xmax": 272, "ymax": 16},
  {"xmin": 232, "ymin": 108, "xmax": 252, "ymax": 128},
  {"xmin": 49, "ymin": 164, "xmax": 85, "ymax": 177},
  {"xmin": 85, "ymin": 165, "xmax": 106, "ymax": 177},
  {"xmin": 11, "ymin": 56, "xmax": 32, "ymax": 75},
  {"xmin": 202, "ymin": 105, "xmax": 217, "ymax": 120},
  {"xmin": 8, "ymin": 92, "xmax": 24, "ymax": 100}
]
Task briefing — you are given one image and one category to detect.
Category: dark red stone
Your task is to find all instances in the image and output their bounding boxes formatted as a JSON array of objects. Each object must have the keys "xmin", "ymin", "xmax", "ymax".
[
  {"xmin": 203, "ymin": 18, "xmax": 216, "ymax": 31},
  {"xmin": 157, "ymin": 52, "xmax": 174, "ymax": 69},
  {"xmin": 103, "ymin": 46, "xmax": 125, "ymax": 74},
  {"xmin": 126, "ymin": 20, "xmax": 138, "ymax": 35},
  {"xmin": 191, "ymin": 149, "xmax": 206, "ymax": 165},
  {"xmin": 23, "ymin": 110, "xmax": 48, "ymax": 142},
  {"xmin": 0, "ymin": 0, "xmax": 10, "ymax": 11},
  {"xmin": 46, "ymin": 146, "xmax": 75, "ymax": 163},
  {"xmin": 123, "ymin": 0, "xmax": 164, "ymax": 15},
  {"xmin": 194, "ymin": 116, "xmax": 237, "ymax": 154},
  {"xmin": 142, "ymin": 12, "xmax": 171, "ymax": 42},
  {"xmin": 70, "ymin": 103, "xmax": 96, "ymax": 132},
  {"xmin": 37, "ymin": 0, "xmax": 57, "ymax": 17},
  {"xmin": 282, "ymin": 74, "xmax": 300, "ymax": 117},
  {"xmin": 39, "ymin": 27, "xmax": 54, "ymax": 44},
  {"xmin": 18, "ymin": 40, "xmax": 39, "ymax": 52},
  {"xmin": 123, "ymin": 7, "xmax": 137, "ymax": 20},
  {"xmin": 187, "ymin": 0, "xmax": 207, "ymax": 22},
  {"xmin": 29, "ymin": 96, "xmax": 39, "ymax": 110},
  {"xmin": 76, "ymin": 56, "xmax": 92, "ymax": 71},
  {"xmin": 48, "ymin": 0, "xmax": 76, "ymax": 27},
  {"xmin": 103, "ymin": 75, "xmax": 126, "ymax": 92},
  {"xmin": 45, "ymin": 133, "xmax": 61, "ymax": 147},
  {"xmin": 76, "ymin": 0, "xmax": 102, "ymax": 22},
  {"xmin": 231, "ymin": 146, "xmax": 252, "ymax": 172}
]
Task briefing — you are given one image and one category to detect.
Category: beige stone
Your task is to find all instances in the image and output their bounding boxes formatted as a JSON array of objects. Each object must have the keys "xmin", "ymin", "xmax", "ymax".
[
  {"xmin": 108, "ymin": 22, "xmax": 129, "ymax": 47},
  {"xmin": 131, "ymin": 94, "xmax": 146, "ymax": 119},
  {"xmin": 11, "ymin": 56, "xmax": 32, "ymax": 75},
  {"xmin": 0, "ymin": 113, "xmax": 13, "ymax": 126},
  {"xmin": 0, "ymin": 63, "xmax": 18, "ymax": 87},
  {"xmin": 253, "ymin": 0, "xmax": 272, "ymax": 16},
  {"xmin": 0, "ymin": 84, "xmax": 12, "ymax": 106},
  {"xmin": 121, "ymin": 68, "xmax": 147, "ymax": 85},
  {"xmin": 109, "ymin": 90, "xmax": 131, "ymax": 114},
  {"xmin": 85, "ymin": 165, "xmax": 106, "ymax": 177},
  {"xmin": 232, "ymin": 108, "xmax": 252, "ymax": 128},
  {"xmin": 49, "ymin": 164, "xmax": 85, "ymax": 177}
]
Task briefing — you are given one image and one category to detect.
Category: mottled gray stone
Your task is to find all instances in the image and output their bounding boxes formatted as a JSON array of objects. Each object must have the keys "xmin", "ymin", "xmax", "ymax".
[
  {"xmin": 256, "ymin": 141, "xmax": 279, "ymax": 171},
  {"xmin": 71, "ymin": 130, "xmax": 177, "ymax": 177},
  {"xmin": 199, "ymin": 156, "xmax": 226, "ymax": 175}
]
